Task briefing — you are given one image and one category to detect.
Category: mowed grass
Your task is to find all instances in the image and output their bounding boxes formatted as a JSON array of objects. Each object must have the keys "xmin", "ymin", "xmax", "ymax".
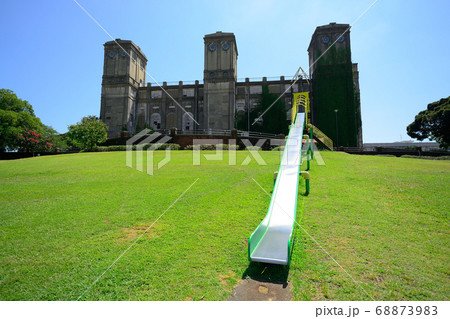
[
  {"xmin": 0, "ymin": 151, "xmax": 449, "ymax": 300},
  {"xmin": 292, "ymin": 152, "xmax": 450, "ymax": 301},
  {"xmin": 0, "ymin": 151, "xmax": 283, "ymax": 300}
]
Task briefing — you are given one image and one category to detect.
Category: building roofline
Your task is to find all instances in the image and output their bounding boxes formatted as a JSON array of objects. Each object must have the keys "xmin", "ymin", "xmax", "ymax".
[
  {"xmin": 104, "ymin": 39, "xmax": 147, "ymax": 62},
  {"xmin": 204, "ymin": 31, "xmax": 238, "ymax": 56},
  {"xmin": 315, "ymin": 22, "xmax": 350, "ymax": 31},
  {"xmin": 307, "ymin": 23, "xmax": 350, "ymax": 52},
  {"xmin": 204, "ymin": 31, "xmax": 235, "ymax": 38}
]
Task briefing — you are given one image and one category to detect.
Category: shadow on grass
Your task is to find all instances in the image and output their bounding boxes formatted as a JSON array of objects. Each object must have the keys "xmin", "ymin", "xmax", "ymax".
[{"xmin": 242, "ymin": 262, "xmax": 290, "ymax": 285}]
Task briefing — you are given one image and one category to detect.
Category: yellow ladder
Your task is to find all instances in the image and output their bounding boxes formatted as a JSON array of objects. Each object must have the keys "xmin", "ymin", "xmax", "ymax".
[
  {"xmin": 292, "ymin": 92, "xmax": 333, "ymax": 151},
  {"xmin": 292, "ymin": 92, "xmax": 310, "ymax": 123}
]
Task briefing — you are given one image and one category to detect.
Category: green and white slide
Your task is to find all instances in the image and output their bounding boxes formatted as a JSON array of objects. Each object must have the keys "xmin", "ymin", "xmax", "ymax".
[{"xmin": 248, "ymin": 112, "xmax": 307, "ymax": 265}]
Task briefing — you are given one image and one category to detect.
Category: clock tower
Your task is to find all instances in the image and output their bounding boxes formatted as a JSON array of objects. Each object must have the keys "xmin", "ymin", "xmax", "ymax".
[
  {"xmin": 308, "ymin": 23, "xmax": 362, "ymax": 148},
  {"xmin": 100, "ymin": 39, "xmax": 147, "ymax": 138},
  {"xmin": 203, "ymin": 31, "xmax": 238, "ymax": 131}
]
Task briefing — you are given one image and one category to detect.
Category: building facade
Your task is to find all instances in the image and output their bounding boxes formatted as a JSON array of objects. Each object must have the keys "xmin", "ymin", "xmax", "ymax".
[{"xmin": 100, "ymin": 24, "xmax": 362, "ymax": 147}]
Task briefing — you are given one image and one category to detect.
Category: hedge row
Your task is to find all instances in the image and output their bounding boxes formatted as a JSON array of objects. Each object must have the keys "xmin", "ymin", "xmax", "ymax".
[
  {"xmin": 400, "ymin": 155, "xmax": 450, "ymax": 160},
  {"xmin": 90, "ymin": 143, "xmax": 291, "ymax": 152},
  {"xmin": 184, "ymin": 144, "xmax": 240, "ymax": 150},
  {"xmin": 92, "ymin": 143, "xmax": 181, "ymax": 152},
  {"xmin": 182, "ymin": 145, "xmax": 283, "ymax": 151}
]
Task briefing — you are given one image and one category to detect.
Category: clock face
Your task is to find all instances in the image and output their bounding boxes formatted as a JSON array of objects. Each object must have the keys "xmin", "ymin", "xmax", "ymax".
[
  {"xmin": 337, "ymin": 35, "xmax": 345, "ymax": 43},
  {"xmin": 108, "ymin": 51, "xmax": 115, "ymax": 58},
  {"xmin": 222, "ymin": 43, "xmax": 230, "ymax": 51},
  {"xmin": 120, "ymin": 50, "xmax": 127, "ymax": 57},
  {"xmin": 321, "ymin": 35, "xmax": 330, "ymax": 44},
  {"xmin": 209, "ymin": 44, "xmax": 216, "ymax": 51}
]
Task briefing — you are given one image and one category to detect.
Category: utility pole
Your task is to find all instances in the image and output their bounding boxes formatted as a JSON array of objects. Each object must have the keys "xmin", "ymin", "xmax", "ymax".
[
  {"xmin": 334, "ymin": 109, "xmax": 339, "ymax": 147},
  {"xmin": 246, "ymin": 85, "xmax": 250, "ymax": 134}
]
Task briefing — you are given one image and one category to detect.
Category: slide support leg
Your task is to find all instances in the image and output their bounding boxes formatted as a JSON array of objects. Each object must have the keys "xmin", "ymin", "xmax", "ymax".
[
  {"xmin": 303, "ymin": 134, "xmax": 310, "ymax": 171},
  {"xmin": 307, "ymin": 148, "xmax": 310, "ymax": 171},
  {"xmin": 301, "ymin": 171, "xmax": 310, "ymax": 196}
]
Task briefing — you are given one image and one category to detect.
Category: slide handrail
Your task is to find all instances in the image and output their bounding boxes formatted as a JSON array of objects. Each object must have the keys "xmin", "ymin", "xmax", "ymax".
[{"xmin": 311, "ymin": 124, "xmax": 333, "ymax": 150}]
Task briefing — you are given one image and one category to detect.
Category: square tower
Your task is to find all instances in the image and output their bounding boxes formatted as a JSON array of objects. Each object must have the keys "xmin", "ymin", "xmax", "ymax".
[
  {"xmin": 308, "ymin": 23, "xmax": 362, "ymax": 148},
  {"xmin": 100, "ymin": 39, "xmax": 147, "ymax": 138},
  {"xmin": 203, "ymin": 31, "xmax": 238, "ymax": 131}
]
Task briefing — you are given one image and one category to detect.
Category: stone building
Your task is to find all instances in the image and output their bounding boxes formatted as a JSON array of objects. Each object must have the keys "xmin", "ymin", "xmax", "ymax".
[
  {"xmin": 308, "ymin": 23, "xmax": 362, "ymax": 147},
  {"xmin": 100, "ymin": 23, "xmax": 362, "ymax": 147},
  {"xmin": 100, "ymin": 40, "xmax": 147, "ymax": 136}
]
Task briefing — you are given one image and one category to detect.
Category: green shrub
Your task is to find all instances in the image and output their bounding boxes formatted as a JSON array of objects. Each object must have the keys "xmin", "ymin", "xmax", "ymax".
[
  {"xmin": 133, "ymin": 143, "xmax": 180, "ymax": 151},
  {"xmin": 107, "ymin": 145, "xmax": 127, "ymax": 151},
  {"xmin": 91, "ymin": 144, "xmax": 180, "ymax": 152},
  {"xmin": 401, "ymin": 155, "xmax": 450, "ymax": 160},
  {"xmin": 245, "ymin": 146, "xmax": 262, "ymax": 151},
  {"xmin": 184, "ymin": 144, "xmax": 215, "ymax": 150},
  {"xmin": 184, "ymin": 144, "xmax": 239, "ymax": 151},
  {"xmin": 217, "ymin": 144, "xmax": 240, "ymax": 150}
]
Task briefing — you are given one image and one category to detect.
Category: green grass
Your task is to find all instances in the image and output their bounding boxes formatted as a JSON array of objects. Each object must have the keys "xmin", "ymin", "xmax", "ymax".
[
  {"xmin": 291, "ymin": 152, "xmax": 450, "ymax": 300},
  {"xmin": 0, "ymin": 151, "xmax": 448, "ymax": 300}
]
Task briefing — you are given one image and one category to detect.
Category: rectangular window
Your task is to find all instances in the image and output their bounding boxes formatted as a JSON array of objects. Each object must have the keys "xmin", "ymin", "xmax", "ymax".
[
  {"xmin": 250, "ymin": 86, "xmax": 262, "ymax": 94},
  {"xmin": 236, "ymin": 87, "xmax": 245, "ymax": 95},
  {"xmin": 151, "ymin": 90, "xmax": 162, "ymax": 99},
  {"xmin": 182, "ymin": 89, "xmax": 195, "ymax": 97}
]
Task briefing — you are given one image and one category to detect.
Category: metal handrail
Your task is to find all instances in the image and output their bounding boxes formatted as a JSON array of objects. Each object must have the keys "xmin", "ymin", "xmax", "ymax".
[
  {"xmin": 311, "ymin": 124, "xmax": 333, "ymax": 150},
  {"xmin": 236, "ymin": 130, "xmax": 280, "ymax": 139}
]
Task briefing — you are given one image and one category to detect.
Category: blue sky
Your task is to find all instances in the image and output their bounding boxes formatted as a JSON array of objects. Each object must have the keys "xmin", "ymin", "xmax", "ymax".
[{"xmin": 1, "ymin": 0, "xmax": 448, "ymax": 143}]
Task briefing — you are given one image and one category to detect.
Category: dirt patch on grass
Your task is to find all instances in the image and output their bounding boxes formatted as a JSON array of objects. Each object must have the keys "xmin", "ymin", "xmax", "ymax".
[
  {"xmin": 228, "ymin": 278, "xmax": 292, "ymax": 301},
  {"xmin": 219, "ymin": 270, "xmax": 237, "ymax": 287},
  {"xmin": 364, "ymin": 273, "xmax": 384, "ymax": 283},
  {"xmin": 115, "ymin": 223, "xmax": 163, "ymax": 244}
]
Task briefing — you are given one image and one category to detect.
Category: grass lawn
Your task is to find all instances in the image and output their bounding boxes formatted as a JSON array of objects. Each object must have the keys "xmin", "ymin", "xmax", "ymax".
[
  {"xmin": 0, "ymin": 150, "xmax": 448, "ymax": 300},
  {"xmin": 292, "ymin": 152, "xmax": 449, "ymax": 301}
]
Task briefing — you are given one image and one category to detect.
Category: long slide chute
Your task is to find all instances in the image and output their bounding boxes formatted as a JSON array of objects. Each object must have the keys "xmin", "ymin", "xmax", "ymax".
[{"xmin": 248, "ymin": 112, "xmax": 307, "ymax": 265}]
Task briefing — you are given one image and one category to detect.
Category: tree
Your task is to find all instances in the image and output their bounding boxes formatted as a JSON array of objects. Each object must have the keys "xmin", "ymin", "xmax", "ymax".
[
  {"xmin": 407, "ymin": 97, "xmax": 450, "ymax": 149},
  {"xmin": 67, "ymin": 115, "xmax": 108, "ymax": 151},
  {"xmin": 0, "ymin": 89, "xmax": 43, "ymax": 151},
  {"xmin": 42, "ymin": 124, "xmax": 68, "ymax": 151},
  {"xmin": 17, "ymin": 130, "xmax": 53, "ymax": 155}
]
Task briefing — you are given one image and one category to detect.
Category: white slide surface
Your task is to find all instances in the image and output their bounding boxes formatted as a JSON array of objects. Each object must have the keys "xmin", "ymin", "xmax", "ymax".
[{"xmin": 248, "ymin": 113, "xmax": 305, "ymax": 265}]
